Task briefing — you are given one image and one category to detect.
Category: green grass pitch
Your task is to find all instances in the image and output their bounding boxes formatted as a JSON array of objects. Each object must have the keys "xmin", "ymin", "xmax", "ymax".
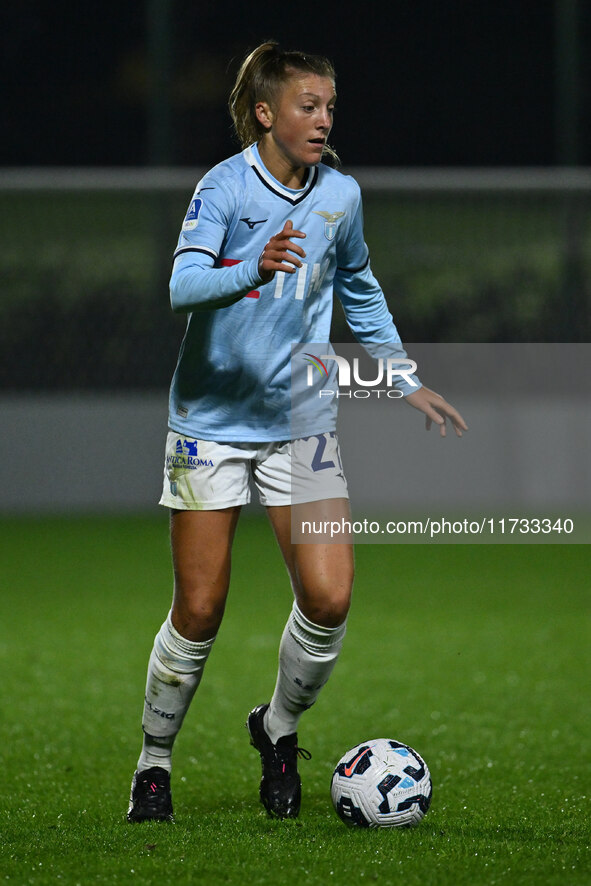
[{"xmin": 0, "ymin": 514, "xmax": 589, "ymax": 885}]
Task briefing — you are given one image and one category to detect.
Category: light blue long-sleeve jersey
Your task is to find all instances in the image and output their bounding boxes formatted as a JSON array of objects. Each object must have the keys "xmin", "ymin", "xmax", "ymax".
[{"xmin": 167, "ymin": 144, "xmax": 420, "ymax": 441}]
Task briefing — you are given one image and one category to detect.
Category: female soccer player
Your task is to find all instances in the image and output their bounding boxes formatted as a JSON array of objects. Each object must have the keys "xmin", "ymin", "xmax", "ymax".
[{"xmin": 127, "ymin": 40, "xmax": 467, "ymax": 823}]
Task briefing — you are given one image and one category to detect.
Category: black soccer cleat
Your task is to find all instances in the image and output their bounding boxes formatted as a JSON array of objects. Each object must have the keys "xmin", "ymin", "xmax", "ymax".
[
  {"xmin": 246, "ymin": 703, "xmax": 311, "ymax": 820},
  {"xmin": 127, "ymin": 766, "xmax": 174, "ymax": 823}
]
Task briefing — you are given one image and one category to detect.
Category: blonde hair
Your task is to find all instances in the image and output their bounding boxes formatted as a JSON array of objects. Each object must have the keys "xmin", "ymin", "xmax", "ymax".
[{"xmin": 229, "ymin": 40, "xmax": 340, "ymax": 168}]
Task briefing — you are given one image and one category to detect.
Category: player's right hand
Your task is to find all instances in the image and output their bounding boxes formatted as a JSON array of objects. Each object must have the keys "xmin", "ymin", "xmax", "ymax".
[{"xmin": 258, "ymin": 220, "xmax": 306, "ymax": 283}]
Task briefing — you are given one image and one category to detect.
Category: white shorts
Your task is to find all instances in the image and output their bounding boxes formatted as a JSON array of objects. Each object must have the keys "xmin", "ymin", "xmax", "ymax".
[{"xmin": 158, "ymin": 431, "xmax": 349, "ymax": 510}]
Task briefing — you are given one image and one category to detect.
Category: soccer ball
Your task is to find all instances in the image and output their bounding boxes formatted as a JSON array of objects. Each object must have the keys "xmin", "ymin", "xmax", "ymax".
[{"xmin": 330, "ymin": 738, "xmax": 432, "ymax": 828}]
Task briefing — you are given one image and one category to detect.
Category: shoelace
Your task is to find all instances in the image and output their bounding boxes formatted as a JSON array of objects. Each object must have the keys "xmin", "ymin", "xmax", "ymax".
[{"xmin": 273, "ymin": 743, "xmax": 312, "ymax": 776}]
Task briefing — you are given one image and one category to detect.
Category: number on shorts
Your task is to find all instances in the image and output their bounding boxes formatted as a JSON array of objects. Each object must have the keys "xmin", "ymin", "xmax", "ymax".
[{"xmin": 310, "ymin": 433, "xmax": 340, "ymax": 472}]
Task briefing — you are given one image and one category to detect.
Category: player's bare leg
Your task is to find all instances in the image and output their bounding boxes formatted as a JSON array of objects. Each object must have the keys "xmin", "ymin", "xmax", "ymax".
[
  {"xmin": 128, "ymin": 507, "xmax": 240, "ymax": 822},
  {"xmin": 246, "ymin": 500, "xmax": 353, "ymax": 818},
  {"xmin": 170, "ymin": 506, "xmax": 241, "ymax": 640},
  {"xmin": 268, "ymin": 500, "xmax": 354, "ymax": 627}
]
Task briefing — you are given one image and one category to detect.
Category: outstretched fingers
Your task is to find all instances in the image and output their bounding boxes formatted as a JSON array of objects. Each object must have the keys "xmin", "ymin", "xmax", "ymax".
[
  {"xmin": 406, "ymin": 386, "xmax": 468, "ymax": 438},
  {"xmin": 258, "ymin": 220, "xmax": 307, "ymax": 283}
]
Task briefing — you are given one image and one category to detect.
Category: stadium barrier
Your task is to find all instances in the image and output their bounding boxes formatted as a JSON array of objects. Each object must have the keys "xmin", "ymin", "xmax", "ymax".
[
  {"xmin": 1, "ymin": 166, "xmax": 590, "ymax": 392},
  {"xmin": 1, "ymin": 168, "xmax": 589, "ymax": 515}
]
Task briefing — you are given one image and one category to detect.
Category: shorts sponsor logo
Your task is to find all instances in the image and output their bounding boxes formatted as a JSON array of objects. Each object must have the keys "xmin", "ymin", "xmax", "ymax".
[{"xmin": 167, "ymin": 438, "xmax": 214, "ymax": 470}]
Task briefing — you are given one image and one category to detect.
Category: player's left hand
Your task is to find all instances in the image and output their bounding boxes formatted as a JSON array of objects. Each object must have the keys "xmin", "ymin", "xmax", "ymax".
[{"xmin": 404, "ymin": 386, "xmax": 468, "ymax": 438}]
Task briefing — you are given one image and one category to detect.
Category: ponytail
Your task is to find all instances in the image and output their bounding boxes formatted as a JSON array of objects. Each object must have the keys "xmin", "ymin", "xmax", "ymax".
[{"xmin": 228, "ymin": 40, "xmax": 340, "ymax": 168}]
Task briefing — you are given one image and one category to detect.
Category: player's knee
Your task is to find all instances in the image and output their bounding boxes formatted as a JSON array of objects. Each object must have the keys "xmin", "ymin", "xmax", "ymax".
[
  {"xmin": 172, "ymin": 593, "xmax": 227, "ymax": 639},
  {"xmin": 298, "ymin": 589, "xmax": 351, "ymax": 628}
]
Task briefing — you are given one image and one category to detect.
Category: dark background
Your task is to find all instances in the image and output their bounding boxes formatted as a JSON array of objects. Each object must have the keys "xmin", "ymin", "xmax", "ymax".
[{"xmin": 2, "ymin": 0, "xmax": 590, "ymax": 168}]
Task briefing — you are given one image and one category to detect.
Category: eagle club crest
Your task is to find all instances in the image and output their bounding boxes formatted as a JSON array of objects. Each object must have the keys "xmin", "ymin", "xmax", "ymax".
[{"xmin": 313, "ymin": 210, "xmax": 346, "ymax": 241}]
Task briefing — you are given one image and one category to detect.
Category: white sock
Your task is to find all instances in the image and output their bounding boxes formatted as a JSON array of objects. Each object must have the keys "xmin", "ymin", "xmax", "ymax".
[
  {"xmin": 137, "ymin": 613, "xmax": 215, "ymax": 772},
  {"xmin": 264, "ymin": 602, "xmax": 347, "ymax": 743}
]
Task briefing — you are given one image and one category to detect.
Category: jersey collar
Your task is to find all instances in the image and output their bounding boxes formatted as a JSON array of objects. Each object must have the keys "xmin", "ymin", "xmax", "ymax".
[{"xmin": 245, "ymin": 144, "xmax": 319, "ymax": 206}]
